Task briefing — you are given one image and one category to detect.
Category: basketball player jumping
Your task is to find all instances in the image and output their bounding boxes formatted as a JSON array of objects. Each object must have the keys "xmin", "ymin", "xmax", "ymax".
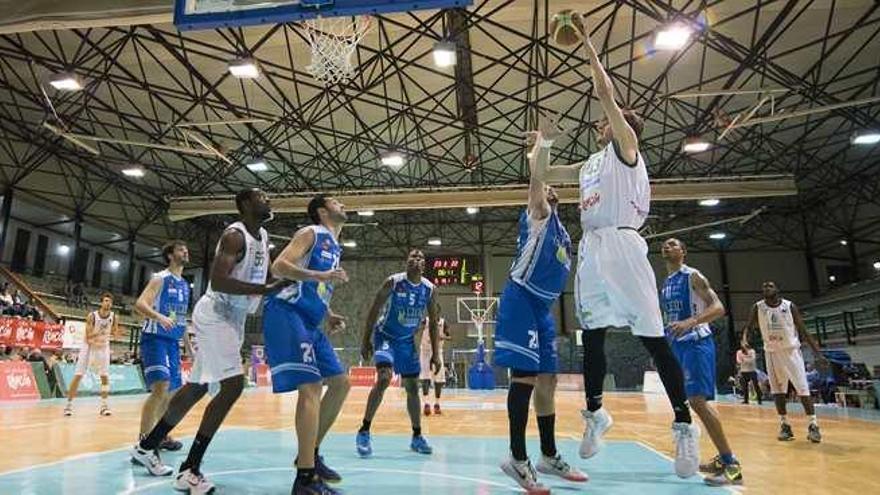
[
  {"xmin": 64, "ymin": 292, "xmax": 120, "ymax": 417},
  {"xmin": 133, "ymin": 240, "xmax": 191, "ymax": 452},
  {"xmin": 660, "ymin": 238, "xmax": 742, "ymax": 486},
  {"xmin": 536, "ymin": 13, "xmax": 700, "ymax": 477},
  {"xmin": 495, "ymin": 130, "xmax": 587, "ymax": 493},
  {"xmin": 356, "ymin": 249, "xmax": 440, "ymax": 457},
  {"xmin": 741, "ymin": 281, "xmax": 827, "ymax": 443},
  {"xmin": 131, "ymin": 189, "xmax": 276, "ymax": 494},
  {"xmin": 263, "ymin": 194, "xmax": 350, "ymax": 495},
  {"xmin": 420, "ymin": 316, "xmax": 450, "ymax": 416}
]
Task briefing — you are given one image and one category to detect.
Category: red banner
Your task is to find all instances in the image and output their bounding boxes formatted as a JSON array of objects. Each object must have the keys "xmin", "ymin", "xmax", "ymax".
[
  {"xmin": 0, "ymin": 361, "xmax": 41, "ymax": 401},
  {"xmin": 349, "ymin": 366, "xmax": 400, "ymax": 387},
  {"xmin": 180, "ymin": 361, "xmax": 192, "ymax": 384},
  {"xmin": 0, "ymin": 318, "xmax": 65, "ymax": 349}
]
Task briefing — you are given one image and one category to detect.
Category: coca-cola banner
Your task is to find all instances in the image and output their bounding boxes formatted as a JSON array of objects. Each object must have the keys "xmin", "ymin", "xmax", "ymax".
[
  {"xmin": 0, "ymin": 361, "xmax": 41, "ymax": 401},
  {"xmin": 0, "ymin": 318, "xmax": 65, "ymax": 349}
]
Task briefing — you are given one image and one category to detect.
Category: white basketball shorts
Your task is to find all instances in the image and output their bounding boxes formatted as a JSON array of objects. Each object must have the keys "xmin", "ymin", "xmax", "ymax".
[
  {"xmin": 766, "ymin": 347, "xmax": 809, "ymax": 395},
  {"xmin": 575, "ymin": 227, "xmax": 664, "ymax": 338},
  {"xmin": 419, "ymin": 347, "xmax": 445, "ymax": 383},
  {"xmin": 75, "ymin": 342, "xmax": 110, "ymax": 376},
  {"xmin": 188, "ymin": 296, "xmax": 246, "ymax": 384}
]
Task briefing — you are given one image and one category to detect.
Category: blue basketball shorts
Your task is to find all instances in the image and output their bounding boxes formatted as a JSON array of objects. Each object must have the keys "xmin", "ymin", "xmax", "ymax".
[
  {"xmin": 671, "ymin": 334, "xmax": 717, "ymax": 400},
  {"xmin": 262, "ymin": 297, "xmax": 344, "ymax": 394},
  {"xmin": 493, "ymin": 281, "xmax": 558, "ymax": 374},
  {"xmin": 140, "ymin": 333, "xmax": 182, "ymax": 391},
  {"xmin": 373, "ymin": 329, "xmax": 420, "ymax": 377}
]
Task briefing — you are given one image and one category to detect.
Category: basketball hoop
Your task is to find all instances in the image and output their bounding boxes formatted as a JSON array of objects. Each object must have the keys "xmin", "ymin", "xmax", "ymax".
[
  {"xmin": 302, "ymin": 15, "xmax": 372, "ymax": 85},
  {"xmin": 457, "ymin": 296, "xmax": 498, "ymax": 343}
]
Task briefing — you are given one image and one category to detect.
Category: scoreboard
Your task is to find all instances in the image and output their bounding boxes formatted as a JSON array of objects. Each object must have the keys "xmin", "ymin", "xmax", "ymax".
[{"xmin": 426, "ymin": 255, "xmax": 480, "ymax": 288}]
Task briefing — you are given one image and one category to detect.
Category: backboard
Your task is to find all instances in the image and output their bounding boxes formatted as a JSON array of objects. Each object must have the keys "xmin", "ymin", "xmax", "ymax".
[
  {"xmin": 457, "ymin": 296, "xmax": 498, "ymax": 340},
  {"xmin": 174, "ymin": 0, "xmax": 473, "ymax": 31}
]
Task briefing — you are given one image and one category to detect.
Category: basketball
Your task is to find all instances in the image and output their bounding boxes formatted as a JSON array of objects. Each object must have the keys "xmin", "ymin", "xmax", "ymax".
[{"xmin": 550, "ymin": 9, "xmax": 584, "ymax": 47}]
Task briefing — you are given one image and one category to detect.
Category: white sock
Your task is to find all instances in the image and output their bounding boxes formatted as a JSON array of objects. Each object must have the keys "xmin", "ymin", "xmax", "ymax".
[
  {"xmin": 780, "ymin": 415, "xmax": 788, "ymax": 424},
  {"xmin": 809, "ymin": 415, "xmax": 817, "ymax": 425}
]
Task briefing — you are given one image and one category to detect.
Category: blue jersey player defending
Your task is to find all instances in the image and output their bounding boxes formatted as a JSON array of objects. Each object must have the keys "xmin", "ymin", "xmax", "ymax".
[
  {"xmin": 133, "ymin": 240, "xmax": 192, "ymax": 453},
  {"xmin": 660, "ymin": 238, "xmax": 742, "ymax": 486},
  {"xmin": 356, "ymin": 249, "xmax": 441, "ymax": 457},
  {"xmin": 264, "ymin": 194, "xmax": 351, "ymax": 495},
  {"xmin": 495, "ymin": 128, "xmax": 587, "ymax": 494}
]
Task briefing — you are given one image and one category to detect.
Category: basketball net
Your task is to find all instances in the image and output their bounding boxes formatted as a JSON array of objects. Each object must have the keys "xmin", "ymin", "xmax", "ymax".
[{"xmin": 303, "ymin": 15, "xmax": 372, "ymax": 85}]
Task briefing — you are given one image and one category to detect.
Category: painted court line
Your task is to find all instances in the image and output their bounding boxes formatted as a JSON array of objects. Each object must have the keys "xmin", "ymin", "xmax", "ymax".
[{"xmin": 120, "ymin": 466, "xmax": 523, "ymax": 494}]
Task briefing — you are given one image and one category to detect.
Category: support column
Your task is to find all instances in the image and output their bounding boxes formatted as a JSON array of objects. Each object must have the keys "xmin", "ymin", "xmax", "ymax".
[
  {"xmin": 0, "ymin": 188, "xmax": 12, "ymax": 263},
  {"xmin": 801, "ymin": 214, "xmax": 820, "ymax": 297},
  {"xmin": 847, "ymin": 237, "xmax": 860, "ymax": 282},
  {"xmin": 718, "ymin": 246, "xmax": 736, "ymax": 374},
  {"xmin": 123, "ymin": 236, "xmax": 136, "ymax": 296},
  {"xmin": 68, "ymin": 213, "xmax": 83, "ymax": 281}
]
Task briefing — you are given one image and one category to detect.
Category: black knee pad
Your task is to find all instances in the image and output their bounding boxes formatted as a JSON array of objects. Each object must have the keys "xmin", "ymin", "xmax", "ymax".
[
  {"xmin": 511, "ymin": 369, "xmax": 538, "ymax": 378},
  {"xmin": 219, "ymin": 375, "xmax": 244, "ymax": 400}
]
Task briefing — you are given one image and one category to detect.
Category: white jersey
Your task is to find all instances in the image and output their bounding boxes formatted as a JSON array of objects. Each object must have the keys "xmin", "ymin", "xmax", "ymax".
[
  {"xmin": 579, "ymin": 142, "xmax": 650, "ymax": 231},
  {"xmin": 88, "ymin": 310, "xmax": 114, "ymax": 346},
  {"xmin": 756, "ymin": 299, "xmax": 800, "ymax": 352},
  {"xmin": 202, "ymin": 221, "xmax": 270, "ymax": 322}
]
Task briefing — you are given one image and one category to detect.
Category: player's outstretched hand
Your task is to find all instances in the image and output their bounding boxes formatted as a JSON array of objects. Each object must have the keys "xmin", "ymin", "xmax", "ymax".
[{"xmin": 361, "ymin": 340, "xmax": 373, "ymax": 361}]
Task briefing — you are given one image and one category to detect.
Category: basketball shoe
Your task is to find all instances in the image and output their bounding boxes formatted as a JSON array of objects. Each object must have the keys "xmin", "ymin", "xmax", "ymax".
[
  {"xmin": 355, "ymin": 431, "xmax": 372, "ymax": 457},
  {"xmin": 129, "ymin": 444, "xmax": 173, "ymax": 476},
  {"xmin": 672, "ymin": 422, "xmax": 700, "ymax": 478},
  {"xmin": 174, "ymin": 468, "xmax": 215, "ymax": 494},
  {"xmin": 292, "ymin": 476, "xmax": 342, "ymax": 495},
  {"xmin": 536, "ymin": 453, "xmax": 589, "ymax": 482},
  {"xmin": 410, "ymin": 435, "xmax": 433, "ymax": 454},
  {"xmin": 807, "ymin": 423, "xmax": 822, "ymax": 443},
  {"xmin": 704, "ymin": 461, "xmax": 743, "ymax": 486},
  {"xmin": 500, "ymin": 456, "xmax": 550, "ymax": 494},
  {"xmin": 579, "ymin": 408, "xmax": 613, "ymax": 459},
  {"xmin": 778, "ymin": 422, "xmax": 794, "ymax": 441}
]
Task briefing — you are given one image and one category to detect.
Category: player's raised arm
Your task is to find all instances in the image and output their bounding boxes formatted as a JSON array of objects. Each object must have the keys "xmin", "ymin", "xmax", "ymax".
[
  {"xmin": 526, "ymin": 131, "xmax": 552, "ymax": 221},
  {"xmin": 532, "ymin": 116, "xmax": 581, "ymax": 184},
  {"xmin": 574, "ymin": 13, "xmax": 639, "ymax": 165}
]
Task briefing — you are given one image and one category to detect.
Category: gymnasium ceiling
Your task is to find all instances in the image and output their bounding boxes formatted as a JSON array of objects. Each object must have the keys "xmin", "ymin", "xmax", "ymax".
[{"xmin": 0, "ymin": 0, "xmax": 878, "ymax": 279}]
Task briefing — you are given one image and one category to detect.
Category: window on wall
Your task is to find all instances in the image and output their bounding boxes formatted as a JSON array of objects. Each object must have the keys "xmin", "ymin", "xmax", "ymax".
[
  {"xmin": 92, "ymin": 252, "xmax": 103, "ymax": 288},
  {"xmin": 10, "ymin": 228, "xmax": 31, "ymax": 272},
  {"xmin": 72, "ymin": 247, "xmax": 90, "ymax": 283},
  {"xmin": 33, "ymin": 235, "xmax": 48, "ymax": 276}
]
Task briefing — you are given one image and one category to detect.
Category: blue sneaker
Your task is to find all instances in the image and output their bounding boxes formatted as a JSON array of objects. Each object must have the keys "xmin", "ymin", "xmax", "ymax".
[
  {"xmin": 410, "ymin": 435, "xmax": 433, "ymax": 455},
  {"xmin": 315, "ymin": 455, "xmax": 342, "ymax": 484},
  {"xmin": 291, "ymin": 476, "xmax": 343, "ymax": 495},
  {"xmin": 356, "ymin": 431, "xmax": 373, "ymax": 458}
]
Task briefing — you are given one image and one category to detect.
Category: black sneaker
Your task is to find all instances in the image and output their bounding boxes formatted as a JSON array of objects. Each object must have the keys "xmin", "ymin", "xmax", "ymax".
[
  {"xmin": 315, "ymin": 455, "xmax": 342, "ymax": 484},
  {"xmin": 291, "ymin": 476, "xmax": 342, "ymax": 495},
  {"xmin": 778, "ymin": 422, "xmax": 794, "ymax": 441}
]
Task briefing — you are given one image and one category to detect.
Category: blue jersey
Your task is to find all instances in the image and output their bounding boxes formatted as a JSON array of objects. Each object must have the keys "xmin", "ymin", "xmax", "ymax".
[
  {"xmin": 271, "ymin": 225, "xmax": 342, "ymax": 327},
  {"xmin": 660, "ymin": 265, "xmax": 712, "ymax": 342},
  {"xmin": 141, "ymin": 269, "xmax": 191, "ymax": 341},
  {"xmin": 509, "ymin": 209, "xmax": 572, "ymax": 303},
  {"xmin": 375, "ymin": 273, "xmax": 434, "ymax": 340}
]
